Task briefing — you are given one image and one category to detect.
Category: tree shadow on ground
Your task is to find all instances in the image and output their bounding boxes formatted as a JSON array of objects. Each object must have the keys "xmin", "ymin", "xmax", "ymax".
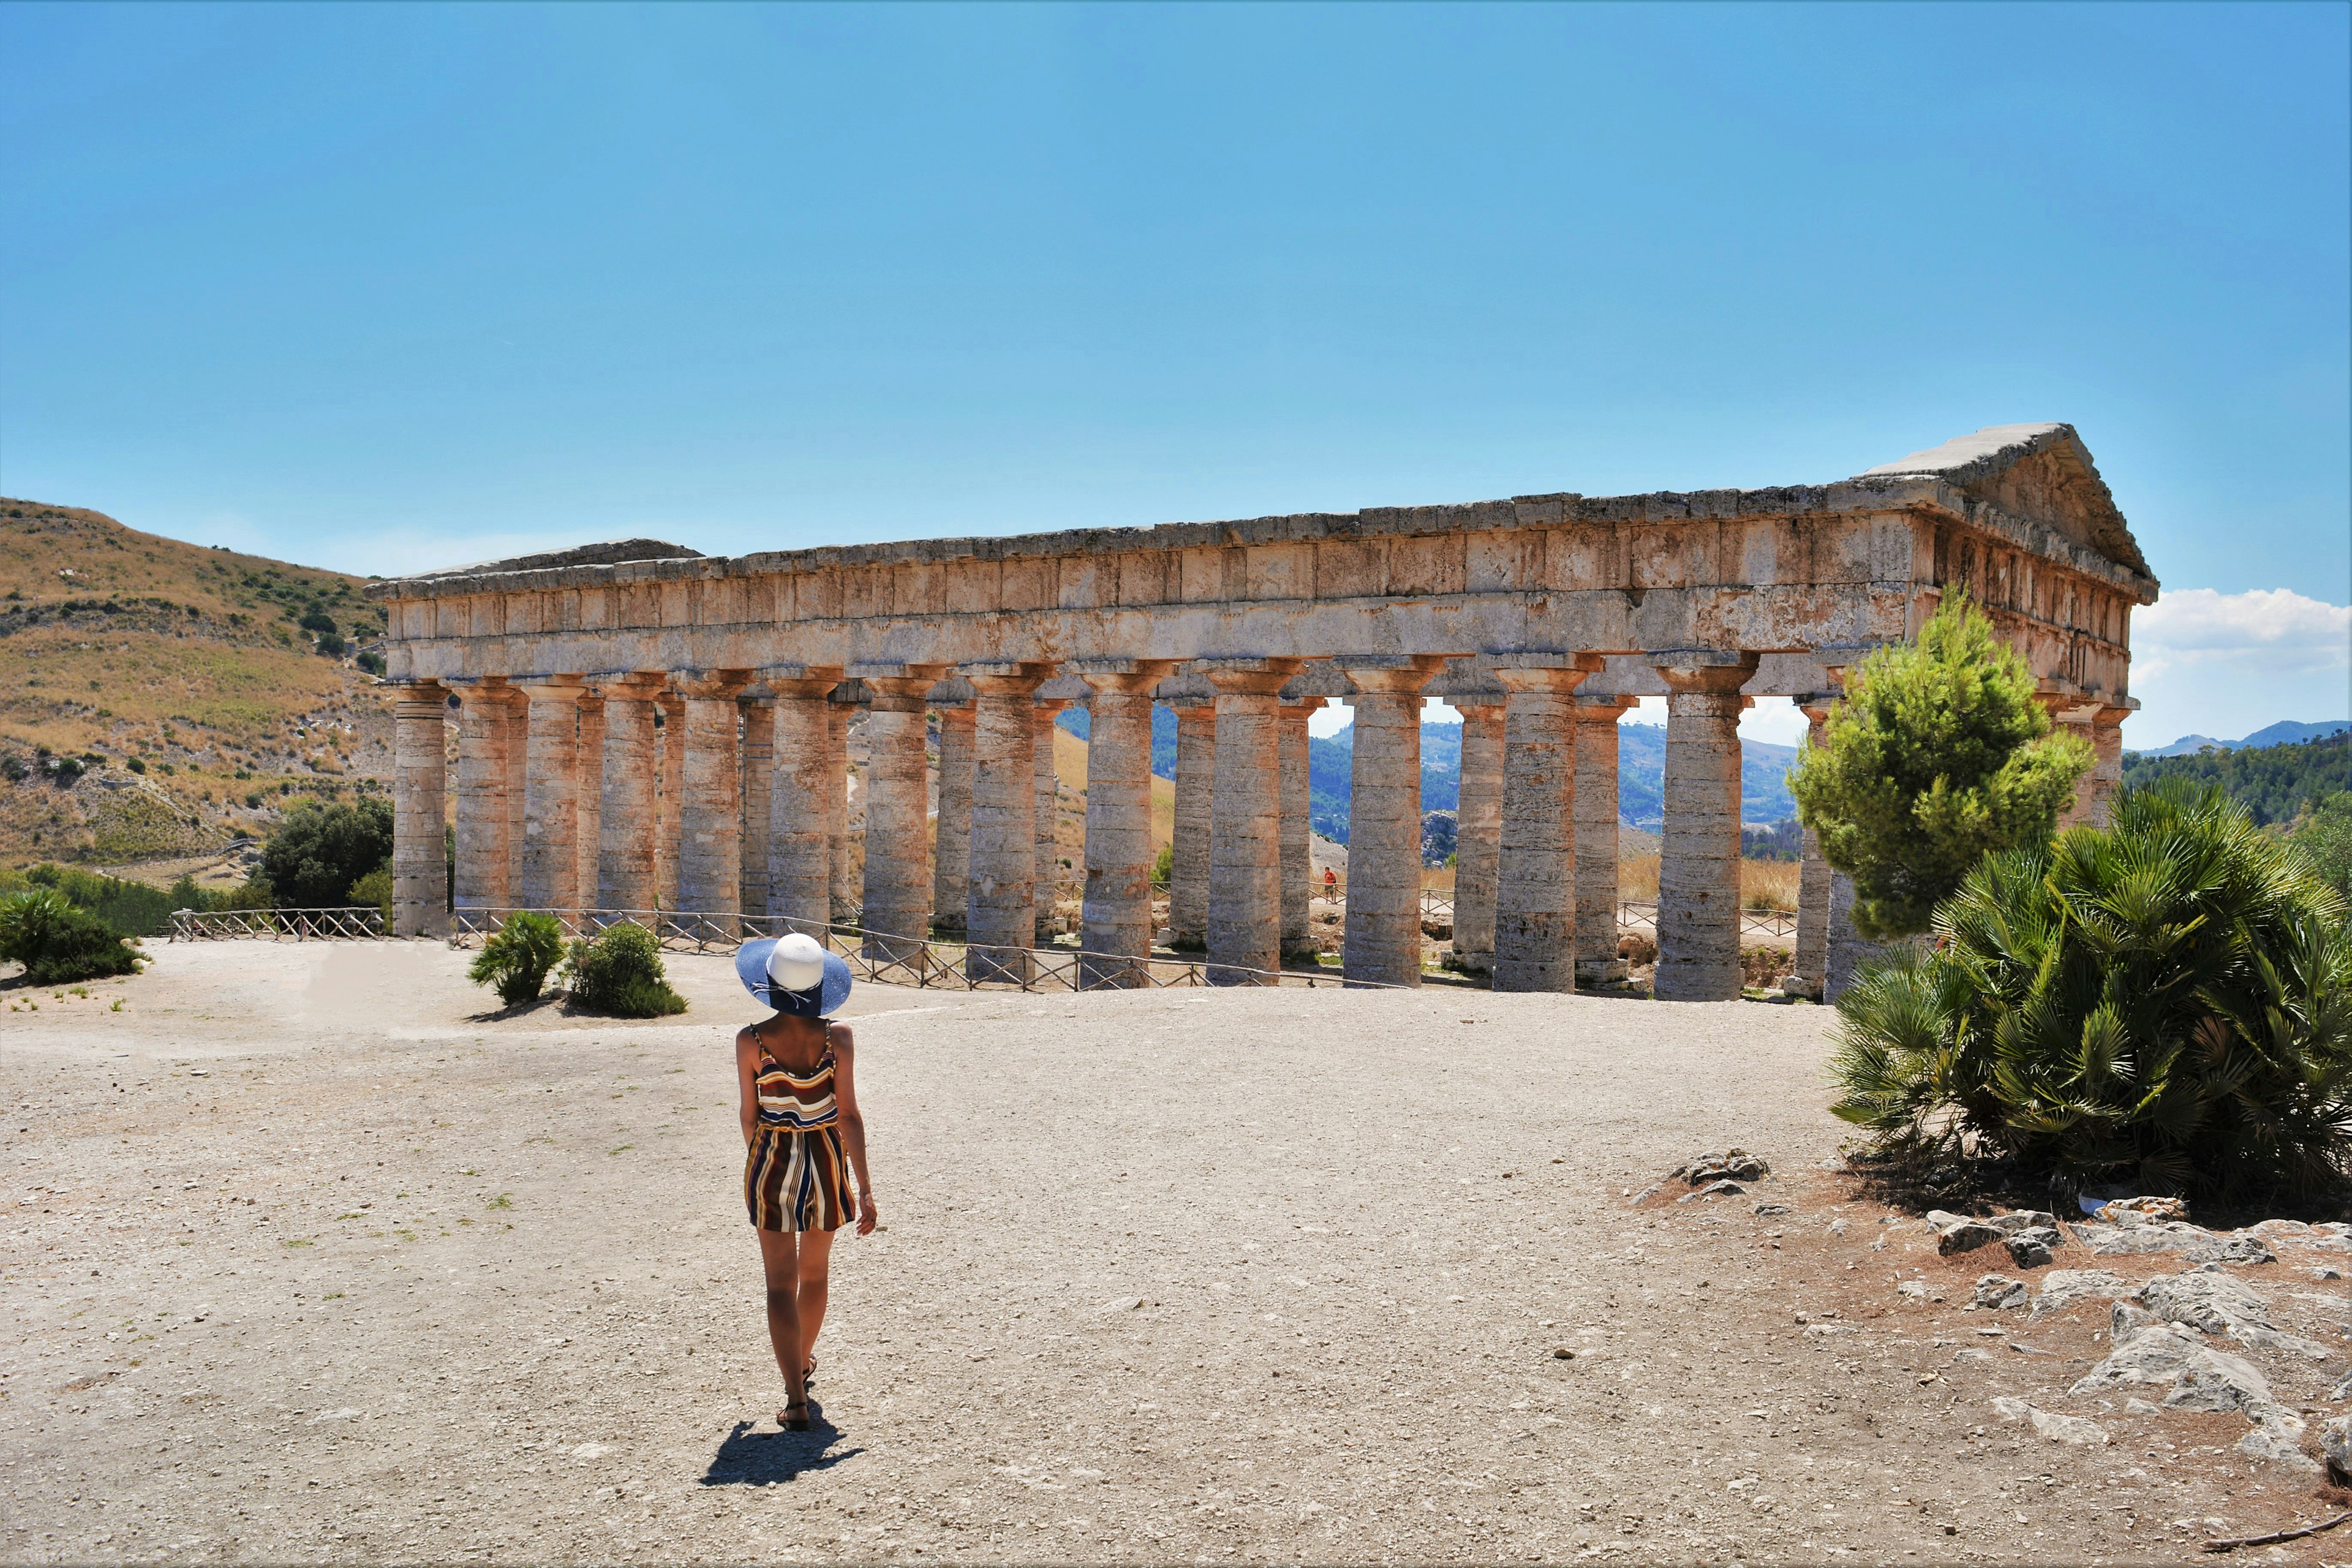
[
  {"xmin": 462, "ymin": 993, "xmax": 569, "ymax": 1023},
  {"xmin": 699, "ymin": 1411, "xmax": 862, "ymax": 1487}
]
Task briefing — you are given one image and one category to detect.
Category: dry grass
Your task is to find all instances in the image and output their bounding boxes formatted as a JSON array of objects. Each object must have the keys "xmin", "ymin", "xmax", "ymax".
[{"xmin": 1618, "ymin": 852, "xmax": 1800, "ymax": 911}]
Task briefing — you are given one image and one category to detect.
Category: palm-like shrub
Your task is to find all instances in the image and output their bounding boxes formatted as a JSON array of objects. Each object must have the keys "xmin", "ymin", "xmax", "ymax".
[
  {"xmin": 1830, "ymin": 785, "xmax": 2352, "ymax": 1204},
  {"xmin": 562, "ymin": 921, "xmax": 686, "ymax": 1018},
  {"xmin": 467, "ymin": 911, "xmax": 567, "ymax": 1007},
  {"xmin": 0, "ymin": 888, "xmax": 143, "ymax": 984}
]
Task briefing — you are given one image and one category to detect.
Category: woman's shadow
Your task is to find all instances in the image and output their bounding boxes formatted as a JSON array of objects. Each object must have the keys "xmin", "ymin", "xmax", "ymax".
[{"xmin": 700, "ymin": 1406, "xmax": 862, "ymax": 1487}]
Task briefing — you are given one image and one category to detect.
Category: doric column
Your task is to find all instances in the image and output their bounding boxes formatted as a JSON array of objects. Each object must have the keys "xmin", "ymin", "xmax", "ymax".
[
  {"xmin": 1072, "ymin": 660, "xmax": 1177, "ymax": 987},
  {"xmin": 853, "ymin": 664, "xmax": 949, "ymax": 962},
  {"xmin": 1573, "ymin": 695, "xmax": 1637, "ymax": 986},
  {"xmin": 961, "ymin": 665, "xmax": 1047, "ymax": 982},
  {"xmin": 738, "ymin": 694, "xmax": 775, "ymax": 921},
  {"xmin": 1034, "ymin": 693, "xmax": 1071, "ymax": 940},
  {"xmin": 674, "ymin": 671, "xmax": 751, "ymax": 935},
  {"xmin": 767, "ymin": 670, "xmax": 845, "ymax": 926},
  {"xmin": 657, "ymin": 693, "xmax": 685, "ymax": 912},
  {"xmin": 1202, "ymin": 659, "xmax": 1303, "ymax": 984},
  {"xmin": 1278, "ymin": 697, "xmax": 1316, "ymax": 963},
  {"xmin": 502, "ymin": 685, "xmax": 528, "ymax": 903},
  {"xmin": 929, "ymin": 696, "xmax": 975, "ymax": 935},
  {"xmin": 391, "ymin": 682, "xmax": 448, "ymax": 938},
  {"xmin": 2081, "ymin": 702, "xmax": 2130, "ymax": 829},
  {"xmin": 1166, "ymin": 697, "xmax": 1215, "ymax": 950},
  {"xmin": 1492, "ymin": 656, "xmax": 1597, "ymax": 993},
  {"xmin": 596, "ymin": 676, "xmax": 662, "ymax": 914},
  {"xmin": 1825, "ymin": 868, "xmax": 1884, "ymax": 1003},
  {"xmin": 1447, "ymin": 694, "xmax": 1505, "ymax": 975},
  {"xmin": 1340, "ymin": 657, "xmax": 1445, "ymax": 987},
  {"xmin": 1651, "ymin": 652, "xmax": 1760, "ymax": 1002},
  {"xmin": 453, "ymin": 680, "xmax": 517, "ymax": 914},
  {"xmin": 519, "ymin": 678, "xmax": 585, "ymax": 918},
  {"xmin": 826, "ymin": 695, "xmax": 856, "ymax": 918},
  {"xmin": 1786, "ymin": 690, "xmax": 1836, "ymax": 999},
  {"xmin": 573, "ymin": 690, "xmax": 606, "ymax": 914}
]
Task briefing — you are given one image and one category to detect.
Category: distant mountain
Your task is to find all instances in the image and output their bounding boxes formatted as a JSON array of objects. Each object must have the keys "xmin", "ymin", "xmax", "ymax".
[
  {"xmin": 2136, "ymin": 720, "xmax": 2350, "ymax": 758},
  {"xmin": 2120, "ymin": 729, "xmax": 2351, "ymax": 826}
]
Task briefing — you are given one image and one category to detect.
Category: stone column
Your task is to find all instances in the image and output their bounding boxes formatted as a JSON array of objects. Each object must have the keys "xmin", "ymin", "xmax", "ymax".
[
  {"xmin": 738, "ymin": 695, "xmax": 775, "ymax": 922},
  {"xmin": 1787, "ymin": 691, "xmax": 1836, "ymax": 1000},
  {"xmin": 454, "ymin": 680, "xmax": 517, "ymax": 916},
  {"xmin": 657, "ymin": 693, "xmax": 685, "ymax": 912},
  {"xmin": 767, "ymin": 671, "xmax": 845, "ymax": 927},
  {"xmin": 826, "ymin": 695, "xmax": 856, "ymax": 918},
  {"xmin": 961, "ymin": 665, "xmax": 1046, "ymax": 982},
  {"xmin": 1033, "ymin": 694, "xmax": 1072, "ymax": 940},
  {"xmin": 597, "ymin": 676, "xmax": 662, "ymax": 914},
  {"xmin": 519, "ymin": 678, "xmax": 584, "ymax": 918},
  {"xmin": 573, "ymin": 690, "xmax": 606, "ymax": 916},
  {"xmin": 1167, "ymin": 698, "xmax": 1215, "ymax": 950},
  {"xmin": 1073, "ymin": 661, "xmax": 1176, "ymax": 988},
  {"xmin": 853, "ymin": 665, "xmax": 948, "ymax": 963},
  {"xmin": 1203, "ymin": 659, "xmax": 1302, "ymax": 984},
  {"xmin": 1278, "ymin": 698, "xmax": 1316, "ymax": 963},
  {"xmin": 930, "ymin": 698, "xmax": 975, "ymax": 935},
  {"xmin": 1447, "ymin": 695, "xmax": 1505, "ymax": 975},
  {"xmin": 1573, "ymin": 695, "xmax": 1636, "ymax": 986},
  {"xmin": 2082, "ymin": 703, "xmax": 2130, "ymax": 829},
  {"xmin": 1825, "ymin": 870, "xmax": 1885, "ymax": 1004},
  {"xmin": 1340, "ymin": 657, "xmax": 1444, "ymax": 987},
  {"xmin": 1651, "ymin": 652, "xmax": 1759, "ymax": 1003},
  {"xmin": 1492, "ymin": 657, "xmax": 1596, "ymax": 993},
  {"xmin": 391, "ymin": 682, "xmax": 448, "ymax": 938},
  {"xmin": 674, "ymin": 671, "xmax": 751, "ymax": 935},
  {"xmin": 502, "ymin": 685, "xmax": 529, "ymax": 903}
]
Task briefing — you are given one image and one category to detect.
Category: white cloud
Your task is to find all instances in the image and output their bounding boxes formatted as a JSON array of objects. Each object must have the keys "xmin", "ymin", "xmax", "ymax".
[{"xmin": 2125, "ymin": 587, "xmax": 2350, "ymax": 746}]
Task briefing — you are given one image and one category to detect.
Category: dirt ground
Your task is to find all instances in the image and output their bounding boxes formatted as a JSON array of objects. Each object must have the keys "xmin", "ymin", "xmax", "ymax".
[{"xmin": 4, "ymin": 940, "xmax": 2348, "ymax": 1565}]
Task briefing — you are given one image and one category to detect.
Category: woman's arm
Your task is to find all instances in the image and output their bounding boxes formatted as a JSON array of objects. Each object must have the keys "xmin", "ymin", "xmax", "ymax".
[
  {"xmin": 829, "ymin": 1023, "xmax": 878, "ymax": 1235},
  {"xmin": 734, "ymin": 1025, "xmax": 761, "ymax": 1147}
]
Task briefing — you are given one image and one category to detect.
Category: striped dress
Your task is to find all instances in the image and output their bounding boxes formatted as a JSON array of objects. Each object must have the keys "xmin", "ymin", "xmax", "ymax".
[{"xmin": 744, "ymin": 1028, "xmax": 854, "ymax": 1233}]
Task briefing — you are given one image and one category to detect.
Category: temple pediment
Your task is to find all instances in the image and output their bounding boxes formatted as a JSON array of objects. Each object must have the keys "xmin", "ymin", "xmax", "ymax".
[
  {"xmin": 1857, "ymin": 423, "xmax": 2149, "ymax": 579},
  {"xmin": 412, "ymin": 539, "xmax": 703, "ymax": 579}
]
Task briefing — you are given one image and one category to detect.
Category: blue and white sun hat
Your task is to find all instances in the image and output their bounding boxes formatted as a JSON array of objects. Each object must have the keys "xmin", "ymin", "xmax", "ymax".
[{"xmin": 736, "ymin": 932, "xmax": 853, "ymax": 1018}]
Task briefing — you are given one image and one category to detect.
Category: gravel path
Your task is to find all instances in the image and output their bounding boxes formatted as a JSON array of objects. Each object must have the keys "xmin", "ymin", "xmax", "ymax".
[{"xmin": 4, "ymin": 942, "xmax": 2342, "ymax": 1563}]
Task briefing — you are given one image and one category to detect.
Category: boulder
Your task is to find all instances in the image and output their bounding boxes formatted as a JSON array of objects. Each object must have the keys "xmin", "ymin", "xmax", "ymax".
[
  {"xmin": 2029, "ymin": 1269, "xmax": 2133, "ymax": 1316},
  {"xmin": 1937, "ymin": 1221, "xmax": 2008, "ymax": 1257},
  {"xmin": 2138, "ymin": 1272, "xmax": 2331, "ymax": 1360},
  {"xmin": 2068, "ymin": 1325, "xmax": 2276, "ymax": 1418},
  {"xmin": 1992, "ymin": 1396, "xmax": 2109, "ymax": 1447},
  {"xmin": 2004, "ymin": 1227, "xmax": 2060, "ymax": 1268},
  {"xmin": 1972, "ymin": 1274, "xmax": 2027, "ymax": 1311},
  {"xmin": 1676, "ymin": 1178, "xmax": 1745, "ymax": 1204},
  {"xmin": 2076, "ymin": 1221, "xmax": 2275, "ymax": 1267},
  {"xmin": 2323, "ymin": 1414, "xmax": 2351, "ymax": 1483}
]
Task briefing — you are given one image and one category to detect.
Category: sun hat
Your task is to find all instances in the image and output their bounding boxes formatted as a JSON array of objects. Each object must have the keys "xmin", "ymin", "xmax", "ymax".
[{"xmin": 735, "ymin": 932, "xmax": 853, "ymax": 1018}]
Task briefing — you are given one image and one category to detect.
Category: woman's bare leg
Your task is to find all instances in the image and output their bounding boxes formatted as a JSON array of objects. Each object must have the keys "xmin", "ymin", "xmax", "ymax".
[
  {"xmin": 756, "ymin": 1228, "xmax": 807, "ymax": 1414},
  {"xmin": 797, "ymin": 1227, "xmax": 836, "ymax": 1371}
]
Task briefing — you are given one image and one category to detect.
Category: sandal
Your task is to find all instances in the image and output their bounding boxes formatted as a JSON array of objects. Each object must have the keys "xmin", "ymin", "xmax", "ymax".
[
  {"xmin": 779, "ymin": 1400, "xmax": 810, "ymax": 1432},
  {"xmin": 802, "ymin": 1354, "xmax": 817, "ymax": 1391}
]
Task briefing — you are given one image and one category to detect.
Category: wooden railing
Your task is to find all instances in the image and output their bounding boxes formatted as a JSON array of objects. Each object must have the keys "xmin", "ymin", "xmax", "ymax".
[{"xmin": 171, "ymin": 906, "xmax": 388, "ymax": 941}]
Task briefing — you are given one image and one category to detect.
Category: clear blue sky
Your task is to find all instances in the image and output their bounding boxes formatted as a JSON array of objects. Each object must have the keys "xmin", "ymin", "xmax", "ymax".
[{"xmin": 4, "ymin": 3, "xmax": 2345, "ymax": 743}]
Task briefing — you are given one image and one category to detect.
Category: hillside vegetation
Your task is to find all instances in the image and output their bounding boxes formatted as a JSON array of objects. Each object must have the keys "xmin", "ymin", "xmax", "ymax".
[
  {"xmin": 2120, "ymin": 732, "xmax": 2351, "ymax": 826},
  {"xmin": 0, "ymin": 499, "xmax": 397, "ymax": 870}
]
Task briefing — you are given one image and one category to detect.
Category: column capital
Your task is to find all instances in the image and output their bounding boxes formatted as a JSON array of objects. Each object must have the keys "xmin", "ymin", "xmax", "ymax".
[
  {"xmin": 589, "ymin": 672, "xmax": 666, "ymax": 701},
  {"xmin": 518, "ymin": 675, "xmax": 587, "ymax": 701},
  {"xmin": 852, "ymin": 663, "xmax": 951, "ymax": 709},
  {"xmin": 1199, "ymin": 657, "xmax": 1304, "ymax": 698},
  {"xmin": 667, "ymin": 668, "xmax": 752, "ymax": 701},
  {"xmin": 1572, "ymin": 694, "xmax": 1638, "ymax": 720},
  {"xmin": 960, "ymin": 660, "xmax": 1055, "ymax": 682},
  {"xmin": 1071, "ymin": 658, "xmax": 1178, "ymax": 695},
  {"xmin": 392, "ymin": 680, "xmax": 447, "ymax": 715},
  {"xmin": 1338, "ymin": 654, "xmax": 1448, "ymax": 696},
  {"xmin": 1493, "ymin": 663, "xmax": 1596, "ymax": 696},
  {"xmin": 1648, "ymin": 649, "xmax": 1760, "ymax": 693},
  {"xmin": 753, "ymin": 662, "xmax": 845, "ymax": 686}
]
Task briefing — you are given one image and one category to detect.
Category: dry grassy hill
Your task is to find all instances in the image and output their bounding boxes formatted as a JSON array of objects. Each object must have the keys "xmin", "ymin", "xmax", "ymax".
[{"xmin": 0, "ymin": 499, "xmax": 395, "ymax": 875}]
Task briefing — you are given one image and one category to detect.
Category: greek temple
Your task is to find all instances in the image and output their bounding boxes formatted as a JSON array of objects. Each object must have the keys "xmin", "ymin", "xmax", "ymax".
[{"xmin": 365, "ymin": 422, "xmax": 2155, "ymax": 1000}]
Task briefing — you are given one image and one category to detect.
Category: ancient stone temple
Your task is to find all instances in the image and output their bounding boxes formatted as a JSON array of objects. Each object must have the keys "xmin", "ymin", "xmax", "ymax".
[{"xmin": 368, "ymin": 423, "xmax": 2155, "ymax": 999}]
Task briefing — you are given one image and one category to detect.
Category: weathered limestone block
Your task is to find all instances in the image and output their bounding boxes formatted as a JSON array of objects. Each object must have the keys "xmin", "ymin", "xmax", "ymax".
[
  {"xmin": 454, "ymin": 680, "xmax": 517, "ymax": 913},
  {"xmin": 1278, "ymin": 698, "xmax": 1316, "ymax": 962},
  {"xmin": 856, "ymin": 666, "xmax": 946, "ymax": 961},
  {"xmin": 1341, "ymin": 657, "xmax": 1445, "ymax": 988},
  {"xmin": 930, "ymin": 698, "xmax": 974, "ymax": 935},
  {"xmin": 501, "ymin": 685, "xmax": 527, "ymax": 903},
  {"xmin": 826, "ymin": 697, "xmax": 854, "ymax": 918},
  {"xmin": 963, "ymin": 665, "xmax": 1046, "ymax": 982},
  {"xmin": 657, "ymin": 693, "xmax": 685, "ymax": 913},
  {"xmin": 1652, "ymin": 652, "xmax": 1758, "ymax": 1002},
  {"xmin": 1075, "ymin": 661, "xmax": 1175, "ymax": 987},
  {"xmin": 1825, "ymin": 870, "xmax": 1883, "ymax": 1003},
  {"xmin": 737, "ymin": 696, "xmax": 774, "ymax": 919},
  {"xmin": 1167, "ymin": 699, "xmax": 1215, "ymax": 949},
  {"xmin": 1493, "ymin": 657, "xmax": 1596, "ymax": 993},
  {"xmin": 1449, "ymin": 696, "xmax": 1505, "ymax": 975},
  {"xmin": 392, "ymin": 684, "xmax": 449, "ymax": 938},
  {"xmin": 768, "ymin": 675, "xmax": 844, "ymax": 925},
  {"xmin": 574, "ymin": 691, "xmax": 605, "ymax": 914},
  {"xmin": 520, "ymin": 679, "xmax": 585, "ymax": 916},
  {"xmin": 1205, "ymin": 660, "xmax": 1302, "ymax": 983},
  {"xmin": 1034, "ymin": 694, "xmax": 1071, "ymax": 939},
  {"xmin": 597, "ymin": 677, "xmax": 662, "ymax": 913},
  {"xmin": 1574, "ymin": 695, "xmax": 1635, "ymax": 986},
  {"xmin": 2082, "ymin": 703, "xmax": 2129, "ymax": 828},
  {"xmin": 676, "ymin": 672, "xmax": 750, "ymax": 934}
]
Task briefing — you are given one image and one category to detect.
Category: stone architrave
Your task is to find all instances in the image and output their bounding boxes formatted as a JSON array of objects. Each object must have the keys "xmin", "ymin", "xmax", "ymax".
[
  {"xmin": 854, "ymin": 665, "xmax": 949, "ymax": 963},
  {"xmin": 1277, "ymin": 698, "xmax": 1316, "ymax": 963},
  {"xmin": 1787, "ymin": 690, "xmax": 1837, "ymax": 999},
  {"xmin": 1340, "ymin": 656, "xmax": 1446, "ymax": 988},
  {"xmin": 1202, "ymin": 659, "xmax": 1303, "ymax": 984},
  {"xmin": 597, "ymin": 676, "xmax": 663, "ymax": 913},
  {"xmin": 454, "ymin": 680, "xmax": 518, "ymax": 914},
  {"xmin": 1492, "ymin": 656, "xmax": 1598, "ymax": 992},
  {"xmin": 738, "ymin": 695, "xmax": 775, "ymax": 921},
  {"xmin": 929, "ymin": 696, "xmax": 975, "ymax": 935},
  {"xmin": 826, "ymin": 695, "xmax": 855, "ymax": 919},
  {"xmin": 1448, "ymin": 695, "xmax": 1506, "ymax": 975},
  {"xmin": 1651, "ymin": 652, "xmax": 1760, "ymax": 1001},
  {"xmin": 961, "ymin": 665, "xmax": 1047, "ymax": 982},
  {"xmin": 573, "ymin": 690, "xmax": 606, "ymax": 916},
  {"xmin": 1033, "ymin": 693, "xmax": 1072, "ymax": 940},
  {"xmin": 519, "ymin": 678, "xmax": 586, "ymax": 917},
  {"xmin": 1166, "ymin": 698, "xmax": 1215, "ymax": 950},
  {"xmin": 391, "ymin": 682, "xmax": 449, "ymax": 937},
  {"xmin": 657, "ymin": 693, "xmax": 685, "ymax": 913},
  {"xmin": 1072, "ymin": 661, "xmax": 1177, "ymax": 988},
  {"xmin": 1572, "ymin": 695, "xmax": 1637, "ymax": 986},
  {"xmin": 674, "ymin": 671, "xmax": 752, "ymax": 936},
  {"xmin": 767, "ymin": 670, "xmax": 845, "ymax": 927}
]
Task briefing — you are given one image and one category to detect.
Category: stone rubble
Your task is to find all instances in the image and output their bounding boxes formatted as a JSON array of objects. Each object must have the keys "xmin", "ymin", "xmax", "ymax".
[
  {"xmin": 1992, "ymin": 1396, "xmax": 2110, "ymax": 1447},
  {"xmin": 1971, "ymin": 1274, "xmax": 2027, "ymax": 1311}
]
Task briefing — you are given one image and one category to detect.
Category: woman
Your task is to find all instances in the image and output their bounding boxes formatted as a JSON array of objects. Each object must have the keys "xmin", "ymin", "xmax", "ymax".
[{"xmin": 734, "ymin": 932, "xmax": 876, "ymax": 1431}]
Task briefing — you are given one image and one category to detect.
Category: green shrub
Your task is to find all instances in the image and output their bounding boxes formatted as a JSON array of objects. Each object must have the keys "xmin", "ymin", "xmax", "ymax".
[
  {"xmin": 23, "ymin": 864, "xmax": 177, "ymax": 937},
  {"xmin": 1828, "ymin": 785, "xmax": 2352, "ymax": 1205},
  {"xmin": 348, "ymin": 866, "xmax": 393, "ymax": 924},
  {"xmin": 1791, "ymin": 590, "xmax": 2092, "ymax": 941},
  {"xmin": 257, "ymin": 796, "xmax": 392, "ymax": 907},
  {"xmin": 467, "ymin": 911, "xmax": 566, "ymax": 1007},
  {"xmin": 2291, "ymin": 791, "xmax": 2352, "ymax": 902},
  {"xmin": 0, "ymin": 888, "xmax": 142, "ymax": 984},
  {"xmin": 562, "ymin": 921, "xmax": 686, "ymax": 1017}
]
